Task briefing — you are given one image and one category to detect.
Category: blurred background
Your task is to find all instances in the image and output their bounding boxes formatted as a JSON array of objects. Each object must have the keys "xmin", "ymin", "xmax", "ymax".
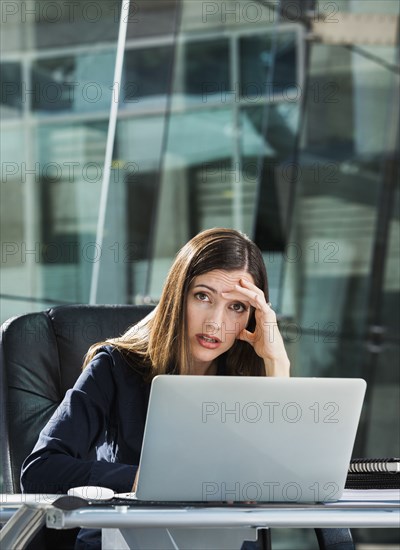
[{"xmin": 1, "ymin": 0, "xmax": 399, "ymax": 547}]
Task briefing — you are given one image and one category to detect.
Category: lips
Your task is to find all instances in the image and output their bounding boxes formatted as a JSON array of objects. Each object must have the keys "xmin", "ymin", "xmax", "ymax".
[{"xmin": 196, "ymin": 334, "xmax": 221, "ymax": 349}]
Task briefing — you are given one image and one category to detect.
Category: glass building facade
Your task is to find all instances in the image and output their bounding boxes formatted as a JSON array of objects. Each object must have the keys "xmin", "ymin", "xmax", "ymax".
[{"xmin": 1, "ymin": 0, "xmax": 399, "ymax": 546}]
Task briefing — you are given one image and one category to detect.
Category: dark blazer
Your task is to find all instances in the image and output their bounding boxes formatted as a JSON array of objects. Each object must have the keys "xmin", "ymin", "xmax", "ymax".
[
  {"xmin": 21, "ymin": 346, "xmax": 151, "ymax": 495},
  {"xmin": 21, "ymin": 346, "xmax": 153, "ymax": 549}
]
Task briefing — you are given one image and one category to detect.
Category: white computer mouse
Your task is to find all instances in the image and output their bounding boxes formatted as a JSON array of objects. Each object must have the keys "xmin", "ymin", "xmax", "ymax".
[{"xmin": 67, "ymin": 486, "xmax": 115, "ymax": 501}]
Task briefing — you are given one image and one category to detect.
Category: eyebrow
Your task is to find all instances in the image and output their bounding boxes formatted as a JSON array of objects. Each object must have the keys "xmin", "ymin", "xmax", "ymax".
[{"xmin": 193, "ymin": 284, "xmax": 217, "ymax": 293}]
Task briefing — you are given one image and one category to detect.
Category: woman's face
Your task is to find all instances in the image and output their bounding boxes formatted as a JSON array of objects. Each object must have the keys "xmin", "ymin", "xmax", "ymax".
[{"xmin": 186, "ymin": 269, "xmax": 254, "ymax": 375}]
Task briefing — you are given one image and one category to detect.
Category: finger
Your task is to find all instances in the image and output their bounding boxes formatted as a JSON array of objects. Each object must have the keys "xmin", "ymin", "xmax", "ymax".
[
  {"xmin": 221, "ymin": 288, "xmax": 252, "ymax": 301},
  {"xmin": 223, "ymin": 286, "xmax": 267, "ymax": 310},
  {"xmin": 237, "ymin": 279, "xmax": 264, "ymax": 300},
  {"xmin": 222, "ymin": 285, "xmax": 263, "ymax": 302},
  {"xmin": 238, "ymin": 328, "xmax": 254, "ymax": 344},
  {"xmin": 238, "ymin": 280, "xmax": 274, "ymax": 310},
  {"xmin": 220, "ymin": 289, "xmax": 255, "ymax": 308},
  {"xmin": 238, "ymin": 277, "xmax": 261, "ymax": 292}
]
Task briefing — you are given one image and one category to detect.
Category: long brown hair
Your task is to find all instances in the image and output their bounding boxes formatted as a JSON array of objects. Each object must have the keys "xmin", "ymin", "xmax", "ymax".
[{"xmin": 84, "ymin": 228, "xmax": 269, "ymax": 378}]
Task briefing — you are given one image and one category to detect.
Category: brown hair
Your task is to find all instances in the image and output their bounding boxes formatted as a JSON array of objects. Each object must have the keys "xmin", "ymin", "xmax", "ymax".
[{"xmin": 84, "ymin": 228, "xmax": 269, "ymax": 378}]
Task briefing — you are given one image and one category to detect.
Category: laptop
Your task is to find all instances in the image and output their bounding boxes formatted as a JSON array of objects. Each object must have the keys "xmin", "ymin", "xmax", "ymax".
[{"xmin": 132, "ymin": 376, "xmax": 366, "ymax": 503}]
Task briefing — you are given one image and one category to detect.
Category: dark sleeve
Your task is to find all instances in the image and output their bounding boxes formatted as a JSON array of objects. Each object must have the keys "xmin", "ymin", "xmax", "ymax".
[{"xmin": 20, "ymin": 351, "xmax": 137, "ymax": 494}]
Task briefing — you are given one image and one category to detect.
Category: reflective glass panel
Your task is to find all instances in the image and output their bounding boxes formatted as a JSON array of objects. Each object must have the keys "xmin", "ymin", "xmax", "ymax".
[
  {"xmin": 32, "ymin": 52, "xmax": 115, "ymax": 114},
  {"xmin": 122, "ymin": 45, "xmax": 175, "ymax": 111},
  {"xmin": 182, "ymin": 39, "xmax": 230, "ymax": 103},
  {"xmin": 149, "ymin": 107, "xmax": 235, "ymax": 297},
  {"xmin": 239, "ymin": 30, "xmax": 298, "ymax": 98},
  {"xmin": 0, "ymin": 62, "xmax": 23, "ymax": 118},
  {"xmin": 279, "ymin": 17, "xmax": 400, "ymax": 532},
  {"xmin": 37, "ymin": 121, "xmax": 108, "ymax": 301}
]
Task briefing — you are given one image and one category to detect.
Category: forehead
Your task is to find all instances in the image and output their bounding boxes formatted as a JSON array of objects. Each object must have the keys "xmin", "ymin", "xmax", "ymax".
[{"xmin": 190, "ymin": 269, "xmax": 255, "ymax": 290}]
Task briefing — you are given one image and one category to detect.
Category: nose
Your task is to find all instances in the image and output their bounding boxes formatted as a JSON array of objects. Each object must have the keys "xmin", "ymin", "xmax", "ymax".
[{"xmin": 204, "ymin": 305, "xmax": 225, "ymax": 336}]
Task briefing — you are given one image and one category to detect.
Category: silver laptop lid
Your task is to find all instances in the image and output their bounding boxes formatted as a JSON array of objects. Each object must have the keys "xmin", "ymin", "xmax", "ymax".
[{"xmin": 136, "ymin": 376, "xmax": 366, "ymax": 502}]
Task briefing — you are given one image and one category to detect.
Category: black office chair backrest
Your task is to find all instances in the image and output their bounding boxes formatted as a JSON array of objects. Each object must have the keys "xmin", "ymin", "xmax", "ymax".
[{"xmin": 0, "ymin": 304, "xmax": 154, "ymax": 493}]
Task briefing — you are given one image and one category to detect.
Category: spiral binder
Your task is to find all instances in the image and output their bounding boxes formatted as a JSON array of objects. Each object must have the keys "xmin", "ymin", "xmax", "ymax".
[
  {"xmin": 348, "ymin": 458, "xmax": 400, "ymax": 474},
  {"xmin": 345, "ymin": 458, "xmax": 400, "ymax": 490}
]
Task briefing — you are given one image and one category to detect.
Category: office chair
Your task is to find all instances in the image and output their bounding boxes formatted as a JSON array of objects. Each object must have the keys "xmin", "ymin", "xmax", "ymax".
[
  {"xmin": 0, "ymin": 304, "xmax": 154, "ymax": 549},
  {"xmin": 0, "ymin": 305, "xmax": 354, "ymax": 550}
]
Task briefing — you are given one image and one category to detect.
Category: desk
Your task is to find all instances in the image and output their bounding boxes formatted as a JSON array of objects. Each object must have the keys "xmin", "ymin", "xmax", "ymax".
[
  {"xmin": 1, "ymin": 494, "xmax": 399, "ymax": 550},
  {"xmin": 47, "ymin": 499, "xmax": 400, "ymax": 550}
]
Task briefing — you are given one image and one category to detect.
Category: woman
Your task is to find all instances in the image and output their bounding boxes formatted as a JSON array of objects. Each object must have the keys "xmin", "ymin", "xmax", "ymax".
[{"xmin": 21, "ymin": 228, "xmax": 290, "ymax": 548}]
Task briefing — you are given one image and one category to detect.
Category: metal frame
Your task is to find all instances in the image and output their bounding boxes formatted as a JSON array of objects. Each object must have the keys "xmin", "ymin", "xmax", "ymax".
[{"xmin": 89, "ymin": 0, "xmax": 131, "ymax": 304}]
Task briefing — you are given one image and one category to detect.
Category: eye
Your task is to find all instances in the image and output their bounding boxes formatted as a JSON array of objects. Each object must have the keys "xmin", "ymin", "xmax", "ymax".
[
  {"xmin": 230, "ymin": 302, "xmax": 247, "ymax": 313},
  {"xmin": 194, "ymin": 292, "xmax": 209, "ymax": 302}
]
